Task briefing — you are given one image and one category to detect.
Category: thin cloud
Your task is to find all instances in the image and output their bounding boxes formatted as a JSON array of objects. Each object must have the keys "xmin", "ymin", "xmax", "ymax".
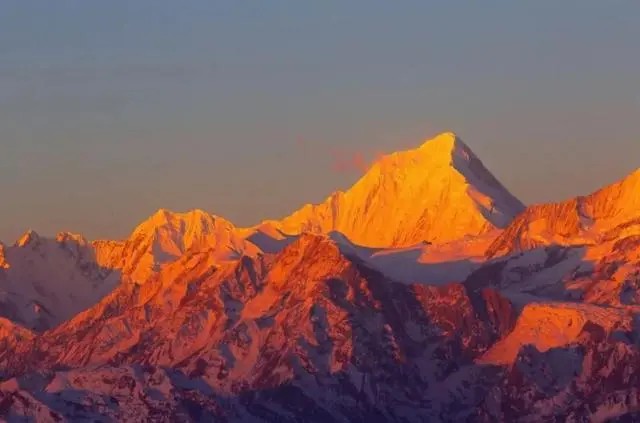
[
  {"xmin": 292, "ymin": 136, "xmax": 386, "ymax": 175},
  {"xmin": 330, "ymin": 148, "xmax": 386, "ymax": 174}
]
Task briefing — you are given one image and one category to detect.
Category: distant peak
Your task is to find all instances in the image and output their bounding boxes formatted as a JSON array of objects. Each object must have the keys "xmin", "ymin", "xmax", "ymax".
[
  {"xmin": 185, "ymin": 209, "xmax": 214, "ymax": 219},
  {"xmin": 420, "ymin": 130, "xmax": 456, "ymax": 144},
  {"xmin": 625, "ymin": 167, "xmax": 640, "ymax": 181},
  {"xmin": 143, "ymin": 208, "xmax": 210, "ymax": 228},
  {"xmin": 153, "ymin": 207, "xmax": 171, "ymax": 217},
  {"xmin": 131, "ymin": 208, "xmax": 233, "ymax": 241},
  {"xmin": 588, "ymin": 166, "xmax": 640, "ymax": 201},
  {"xmin": 410, "ymin": 132, "xmax": 476, "ymax": 168},
  {"xmin": 418, "ymin": 131, "xmax": 466, "ymax": 152},
  {"xmin": 150, "ymin": 208, "xmax": 211, "ymax": 220},
  {"xmin": 0, "ymin": 242, "xmax": 7, "ymax": 269},
  {"xmin": 15, "ymin": 230, "xmax": 41, "ymax": 248},
  {"xmin": 345, "ymin": 132, "xmax": 473, "ymax": 177},
  {"xmin": 55, "ymin": 232, "xmax": 88, "ymax": 245},
  {"xmin": 273, "ymin": 130, "xmax": 524, "ymax": 247},
  {"xmin": 149, "ymin": 208, "xmax": 174, "ymax": 223}
]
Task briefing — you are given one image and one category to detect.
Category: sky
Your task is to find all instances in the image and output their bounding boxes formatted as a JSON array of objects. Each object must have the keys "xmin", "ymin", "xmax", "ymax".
[{"xmin": 0, "ymin": 1, "xmax": 639, "ymax": 242}]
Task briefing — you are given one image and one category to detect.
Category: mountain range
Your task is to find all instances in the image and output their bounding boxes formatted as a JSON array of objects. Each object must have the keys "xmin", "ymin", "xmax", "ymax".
[{"xmin": 1, "ymin": 132, "xmax": 639, "ymax": 422}]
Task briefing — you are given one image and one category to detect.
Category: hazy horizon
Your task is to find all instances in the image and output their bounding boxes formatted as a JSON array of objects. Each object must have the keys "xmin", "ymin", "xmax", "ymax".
[{"xmin": 1, "ymin": 2, "xmax": 639, "ymax": 242}]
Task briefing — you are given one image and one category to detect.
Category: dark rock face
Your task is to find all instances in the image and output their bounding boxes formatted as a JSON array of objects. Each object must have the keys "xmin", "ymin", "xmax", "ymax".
[{"xmin": 472, "ymin": 322, "xmax": 640, "ymax": 423}]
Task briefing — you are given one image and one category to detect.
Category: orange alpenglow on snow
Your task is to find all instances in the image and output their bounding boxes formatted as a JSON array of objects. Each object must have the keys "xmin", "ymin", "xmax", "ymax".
[
  {"xmin": 487, "ymin": 167, "xmax": 640, "ymax": 257},
  {"xmin": 2, "ymin": 131, "xmax": 640, "ymax": 420},
  {"xmin": 478, "ymin": 303, "xmax": 634, "ymax": 365},
  {"xmin": 93, "ymin": 208, "xmax": 260, "ymax": 284},
  {"xmin": 268, "ymin": 132, "xmax": 525, "ymax": 248}
]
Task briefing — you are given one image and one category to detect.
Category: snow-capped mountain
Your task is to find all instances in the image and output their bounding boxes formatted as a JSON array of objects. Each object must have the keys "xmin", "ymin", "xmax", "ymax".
[
  {"xmin": 0, "ymin": 233, "xmax": 516, "ymax": 421},
  {"xmin": 0, "ymin": 133, "xmax": 524, "ymax": 332},
  {"xmin": 487, "ymin": 168, "xmax": 640, "ymax": 257},
  {"xmin": 0, "ymin": 210, "xmax": 263, "ymax": 332},
  {"xmin": 269, "ymin": 132, "xmax": 525, "ymax": 247},
  {"xmin": 94, "ymin": 208, "xmax": 262, "ymax": 284},
  {"xmin": 1, "ymin": 132, "xmax": 639, "ymax": 421},
  {"xmin": 0, "ymin": 231, "xmax": 119, "ymax": 331}
]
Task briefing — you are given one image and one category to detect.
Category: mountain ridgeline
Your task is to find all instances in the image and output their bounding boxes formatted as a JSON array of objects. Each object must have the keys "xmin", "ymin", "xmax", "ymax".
[{"xmin": 1, "ymin": 132, "xmax": 639, "ymax": 422}]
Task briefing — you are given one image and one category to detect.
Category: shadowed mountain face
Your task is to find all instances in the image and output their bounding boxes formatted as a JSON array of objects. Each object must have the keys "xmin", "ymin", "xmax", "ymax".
[
  {"xmin": 0, "ymin": 232, "xmax": 119, "ymax": 331},
  {"xmin": 1, "ymin": 133, "xmax": 640, "ymax": 421}
]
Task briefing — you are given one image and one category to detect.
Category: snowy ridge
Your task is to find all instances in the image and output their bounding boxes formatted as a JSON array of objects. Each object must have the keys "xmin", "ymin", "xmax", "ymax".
[
  {"xmin": 1, "ymin": 133, "xmax": 640, "ymax": 421},
  {"xmin": 488, "ymin": 167, "xmax": 640, "ymax": 257}
]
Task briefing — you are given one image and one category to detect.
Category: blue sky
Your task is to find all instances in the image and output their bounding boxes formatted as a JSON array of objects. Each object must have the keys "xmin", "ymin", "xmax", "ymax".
[{"xmin": 1, "ymin": 1, "xmax": 639, "ymax": 241}]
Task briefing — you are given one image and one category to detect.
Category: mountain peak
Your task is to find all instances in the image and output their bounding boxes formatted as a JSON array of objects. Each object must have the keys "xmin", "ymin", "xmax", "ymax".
[
  {"xmin": 135, "ymin": 208, "xmax": 220, "ymax": 236},
  {"xmin": 418, "ymin": 131, "xmax": 462, "ymax": 152},
  {"xmin": 151, "ymin": 208, "xmax": 210, "ymax": 218},
  {"xmin": 373, "ymin": 131, "xmax": 467, "ymax": 172},
  {"xmin": 148, "ymin": 208, "xmax": 200, "ymax": 225},
  {"xmin": 15, "ymin": 230, "xmax": 41, "ymax": 248},
  {"xmin": 0, "ymin": 242, "xmax": 7, "ymax": 269},
  {"xmin": 55, "ymin": 232, "xmax": 88, "ymax": 245},
  {"xmin": 416, "ymin": 131, "xmax": 481, "ymax": 170},
  {"xmin": 105, "ymin": 207, "xmax": 260, "ymax": 284},
  {"xmin": 622, "ymin": 167, "xmax": 640, "ymax": 184},
  {"xmin": 580, "ymin": 166, "xmax": 640, "ymax": 225},
  {"xmin": 130, "ymin": 208, "xmax": 240, "ymax": 254},
  {"xmin": 272, "ymin": 133, "xmax": 524, "ymax": 247},
  {"xmin": 487, "ymin": 166, "xmax": 640, "ymax": 257}
]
